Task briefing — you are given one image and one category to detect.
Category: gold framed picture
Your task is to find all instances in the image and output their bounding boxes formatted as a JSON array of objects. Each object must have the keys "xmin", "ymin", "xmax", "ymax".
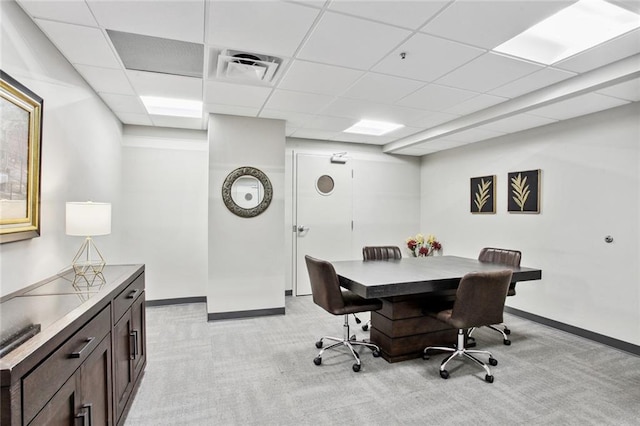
[
  {"xmin": 508, "ymin": 169, "xmax": 541, "ymax": 213},
  {"xmin": 0, "ymin": 70, "xmax": 43, "ymax": 243},
  {"xmin": 470, "ymin": 175, "xmax": 495, "ymax": 214}
]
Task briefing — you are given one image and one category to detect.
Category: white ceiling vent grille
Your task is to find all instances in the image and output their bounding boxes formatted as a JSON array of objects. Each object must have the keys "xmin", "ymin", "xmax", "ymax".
[{"xmin": 216, "ymin": 50, "xmax": 281, "ymax": 83}]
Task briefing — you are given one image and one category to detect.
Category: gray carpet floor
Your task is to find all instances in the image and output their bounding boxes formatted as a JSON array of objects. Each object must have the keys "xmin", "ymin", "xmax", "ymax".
[{"xmin": 124, "ymin": 296, "xmax": 640, "ymax": 425}]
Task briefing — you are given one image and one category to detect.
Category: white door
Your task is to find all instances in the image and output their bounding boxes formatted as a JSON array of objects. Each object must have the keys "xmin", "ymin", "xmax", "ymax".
[{"xmin": 295, "ymin": 153, "xmax": 353, "ymax": 296}]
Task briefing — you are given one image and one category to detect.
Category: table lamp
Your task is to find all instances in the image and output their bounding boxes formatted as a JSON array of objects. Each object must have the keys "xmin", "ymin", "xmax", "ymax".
[{"xmin": 66, "ymin": 201, "xmax": 111, "ymax": 286}]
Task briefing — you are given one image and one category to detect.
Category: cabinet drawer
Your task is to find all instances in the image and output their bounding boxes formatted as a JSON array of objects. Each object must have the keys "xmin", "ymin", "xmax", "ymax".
[
  {"xmin": 22, "ymin": 305, "xmax": 111, "ymax": 425},
  {"xmin": 113, "ymin": 273, "xmax": 145, "ymax": 323}
]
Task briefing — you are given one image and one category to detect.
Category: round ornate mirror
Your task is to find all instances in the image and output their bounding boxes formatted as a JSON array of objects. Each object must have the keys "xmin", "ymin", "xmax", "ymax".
[{"xmin": 222, "ymin": 166, "xmax": 273, "ymax": 218}]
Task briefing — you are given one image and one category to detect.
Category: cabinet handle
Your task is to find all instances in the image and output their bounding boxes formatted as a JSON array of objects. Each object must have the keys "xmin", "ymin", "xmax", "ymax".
[
  {"xmin": 129, "ymin": 330, "xmax": 139, "ymax": 360},
  {"xmin": 75, "ymin": 403, "xmax": 92, "ymax": 426},
  {"xmin": 70, "ymin": 337, "xmax": 95, "ymax": 359},
  {"xmin": 126, "ymin": 289, "xmax": 140, "ymax": 299}
]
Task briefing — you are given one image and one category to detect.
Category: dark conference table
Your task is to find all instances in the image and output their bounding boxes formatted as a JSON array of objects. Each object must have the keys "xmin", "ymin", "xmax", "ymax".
[{"xmin": 332, "ymin": 255, "xmax": 542, "ymax": 362}]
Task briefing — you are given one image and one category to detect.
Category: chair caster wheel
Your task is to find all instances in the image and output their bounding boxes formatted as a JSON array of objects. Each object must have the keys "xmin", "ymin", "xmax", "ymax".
[
  {"xmin": 315, "ymin": 340, "xmax": 323, "ymax": 348},
  {"xmin": 489, "ymin": 357, "xmax": 498, "ymax": 366},
  {"xmin": 503, "ymin": 339, "xmax": 511, "ymax": 346},
  {"xmin": 485, "ymin": 374, "xmax": 494, "ymax": 383},
  {"xmin": 504, "ymin": 328, "xmax": 511, "ymax": 335},
  {"xmin": 372, "ymin": 349, "xmax": 381, "ymax": 357},
  {"xmin": 439, "ymin": 370, "xmax": 449, "ymax": 379},
  {"xmin": 352, "ymin": 363, "xmax": 361, "ymax": 372},
  {"xmin": 423, "ymin": 352, "xmax": 430, "ymax": 360},
  {"xmin": 350, "ymin": 334, "xmax": 356, "ymax": 341},
  {"xmin": 362, "ymin": 324, "xmax": 369, "ymax": 331},
  {"xmin": 313, "ymin": 357, "xmax": 322, "ymax": 366}
]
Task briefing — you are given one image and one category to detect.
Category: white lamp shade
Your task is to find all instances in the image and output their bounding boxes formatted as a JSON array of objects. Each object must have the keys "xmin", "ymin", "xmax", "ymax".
[{"xmin": 66, "ymin": 202, "xmax": 111, "ymax": 236}]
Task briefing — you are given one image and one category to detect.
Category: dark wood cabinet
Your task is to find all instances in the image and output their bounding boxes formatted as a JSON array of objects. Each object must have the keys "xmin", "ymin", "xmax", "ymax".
[
  {"xmin": 0, "ymin": 265, "xmax": 145, "ymax": 426},
  {"xmin": 113, "ymin": 277, "xmax": 146, "ymax": 424}
]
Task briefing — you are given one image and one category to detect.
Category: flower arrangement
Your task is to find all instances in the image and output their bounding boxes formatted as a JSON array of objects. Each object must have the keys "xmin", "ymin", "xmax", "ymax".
[{"xmin": 405, "ymin": 233, "xmax": 442, "ymax": 257}]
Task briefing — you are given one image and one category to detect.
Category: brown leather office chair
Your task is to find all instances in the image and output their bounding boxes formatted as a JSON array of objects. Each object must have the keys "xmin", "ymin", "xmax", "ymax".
[
  {"xmin": 423, "ymin": 269, "xmax": 513, "ymax": 383},
  {"xmin": 362, "ymin": 246, "xmax": 402, "ymax": 261},
  {"xmin": 305, "ymin": 255, "xmax": 382, "ymax": 372},
  {"xmin": 358, "ymin": 246, "xmax": 402, "ymax": 331},
  {"xmin": 474, "ymin": 247, "xmax": 522, "ymax": 345}
]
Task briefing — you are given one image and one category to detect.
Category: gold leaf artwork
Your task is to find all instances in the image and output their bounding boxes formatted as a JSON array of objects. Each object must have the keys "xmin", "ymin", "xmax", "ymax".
[
  {"xmin": 511, "ymin": 173, "xmax": 530, "ymax": 211},
  {"xmin": 474, "ymin": 178, "xmax": 491, "ymax": 211}
]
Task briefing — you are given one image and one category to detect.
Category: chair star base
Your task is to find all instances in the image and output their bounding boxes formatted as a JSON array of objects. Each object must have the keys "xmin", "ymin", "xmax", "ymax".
[
  {"xmin": 424, "ymin": 329, "xmax": 498, "ymax": 383},
  {"xmin": 313, "ymin": 314, "xmax": 380, "ymax": 372}
]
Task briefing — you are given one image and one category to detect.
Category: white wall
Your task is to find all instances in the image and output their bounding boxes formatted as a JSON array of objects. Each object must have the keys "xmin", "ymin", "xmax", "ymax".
[
  {"xmin": 1, "ymin": 1, "xmax": 123, "ymax": 296},
  {"xmin": 420, "ymin": 103, "xmax": 640, "ymax": 345},
  {"xmin": 285, "ymin": 138, "xmax": 422, "ymax": 291},
  {"xmin": 208, "ymin": 114, "xmax": 285, "ymax": 315},
  {"xmin": 120, "ymin": 126, "xmax": 209, "ymax": 301}
]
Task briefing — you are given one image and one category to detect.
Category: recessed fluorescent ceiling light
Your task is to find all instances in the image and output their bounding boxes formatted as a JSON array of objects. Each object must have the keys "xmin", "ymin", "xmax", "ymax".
[
  {"xmin": 343, "ymin": 119, "xmax": 404, "ymax": 136},
  {"xmin": 140, "ymin": 96, "xmax": 202, "ymax": 118},
  {"xmin": 494, "ymin": 0, "xmax": 640, "ymax": 65}
]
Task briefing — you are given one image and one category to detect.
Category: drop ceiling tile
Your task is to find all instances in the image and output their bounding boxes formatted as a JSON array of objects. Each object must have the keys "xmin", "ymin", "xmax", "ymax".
[
  {"xmin": 421, "ymin": 1, "xmax": 572, "ymax": 49},
  {"xmin": 206, "ymin": 1, "xmax": 320, "ymax": 57},
  {"xmin": 99, "ymin": 93, "xmax": 147, "ymax": 114},
  {"xmin": 373, "ymin": 33, "xmax": 484, "ymax": 82},
  {"xmin": 341, "ymin": 72, "xmax": 425, "ymax": 103},
  {"xmin": 204, "ymin": 104, "xmax": 260, "ymax": 117},
  {"xmin": 328, "ymin": 1, "xmax": 449, "ymax": 30},
  {"xmin": 436, "ymin": 53, "xmax": 544, "ymax": 93},
  {"xmin": 297, "ymin": 11, "xmax": 411, "ymax": 70},
  {"xmin": 115, "ymin": 112, "xmax": 153, "ymax": 126},
  {"xmin": 204, "ymin": 81, "xmax": 271, "ymax": 107},
  {"xmin": 35, "ymin": 19, "xmax": 121, "ymax": 68},
  {"xmin": 396, "ymin": 83, "xmax": 477, "ymax": 111},
  {"xmin": 302, "ymin": 115, "xmax": 356, "ymax": 132},
  {"xmin": 86, "ymin": 0, "xmax": 204, "ymax": 43},
  {"xmin": 278, "ymin": 61, "xmax": 364, "ymax": 96},
  {"xmin": 444, "ymin": 94, "xmax": 508, "ymax": 115},
  {"xmin": 259, "ymin": 109, "xmax": 316, "ymax": 128},
  {"xmin": 528, "ymin": 93, "xmax": 630, "ymax": 120},
  {"xmin": 127, "ymin": 70, "xmax": 202, "ymax": 99},
  {"xmin": 17, "ymin": 0, "xmax": 98, "ymax": 26},
  {"xmin": 489, "ymin": 67, "xmax": 577, "ymax": 98},
  {"xmin": 75, "ymin": 65, "xmax": 135, "ymax": 95},
  {"xmin": 596, "ymin": 77, "xmax": 640, "ymax": 102},
  {"xmin": 480, "ymin": 114, "xmax": 558, "ymax": 133},
  {"xmin": 263, "ymin": 90, "xmax": 335, "ymax": 114},
  {"xmin": 555, "ymin": 29, "xmax": 640, "ymax": 73},
  {"xmin": 320, "ymin": 97, "xmax": 426, "ymax": 123}
]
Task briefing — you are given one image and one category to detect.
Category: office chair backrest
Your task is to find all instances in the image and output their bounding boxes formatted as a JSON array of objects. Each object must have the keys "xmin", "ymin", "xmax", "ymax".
[
  {"xmin": 362, "ymin": 246, "xmax": 402, "ymax": 261},
  {"xmin": 448, "ymin": 270, "xmax": 513, "ymax": 330},
  {"xmin": 305, "ymin": 255, "xmax": 345, "ymax": 315},
  {"xmin": 478, "ymin": 247, "xmax": 521, "ymax": 267}
]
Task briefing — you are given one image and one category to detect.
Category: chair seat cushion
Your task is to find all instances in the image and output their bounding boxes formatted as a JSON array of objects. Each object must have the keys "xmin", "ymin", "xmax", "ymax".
[{"xmin": 334, "ymin": 291, "xmax": 383, "ymax": 315}]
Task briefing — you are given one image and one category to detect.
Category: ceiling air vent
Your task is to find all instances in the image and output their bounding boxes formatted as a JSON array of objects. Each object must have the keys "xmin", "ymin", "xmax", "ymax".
[{"xmin": 216, "ymin": 49, "xmax": 281, "ymax": 83}]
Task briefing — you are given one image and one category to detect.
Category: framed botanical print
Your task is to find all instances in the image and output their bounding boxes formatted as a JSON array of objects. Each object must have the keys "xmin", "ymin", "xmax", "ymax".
[
  {"xmin": 508, "ymin": 169, "xmax": 540, "ymax": 213},
  {"xmin": 0, "ymin": 70, "xmax": 43, "ymax": 243},
  {"xmin": 471, "ymin": 175, "xmax": 495, "ymax": 214}
]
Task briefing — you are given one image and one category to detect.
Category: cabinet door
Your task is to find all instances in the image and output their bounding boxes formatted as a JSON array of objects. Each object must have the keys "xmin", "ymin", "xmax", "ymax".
[
  {"xmin": 29, "ymin": 373, "xmax": 80, "ymax": 426},
  {"xmin": 80, "ymin": 335, "xmax": 113, "ymax": 426},
  {"xmin": 131, "ymin": 295, "xmax": 146, "ymax": 379},
  {"xmin": 113, "ymin": 313, "xmax": 134, "ymax": 422}
]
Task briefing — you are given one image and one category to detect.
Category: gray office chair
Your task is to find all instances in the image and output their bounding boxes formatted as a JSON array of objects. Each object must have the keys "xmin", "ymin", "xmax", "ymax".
[
  {"xmin": 423, "ymin": 269, "xmax": 513, "ymax": 383},
  {"xmin": 358, "ymin": 246, "xmax": 402, "ymax": 331},
  {"xmin": 472, "ymin": 247, "xmax": 522, "ymax": 345},
  {"xmin": 305, "ymin": 255, "xmax": 382, "ymax": 372}
]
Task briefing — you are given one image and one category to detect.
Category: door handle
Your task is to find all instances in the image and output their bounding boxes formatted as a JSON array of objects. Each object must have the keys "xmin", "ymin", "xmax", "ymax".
[{"xmin": 297, "ymin": 225, "xmax": 309, "ymax": 233}]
